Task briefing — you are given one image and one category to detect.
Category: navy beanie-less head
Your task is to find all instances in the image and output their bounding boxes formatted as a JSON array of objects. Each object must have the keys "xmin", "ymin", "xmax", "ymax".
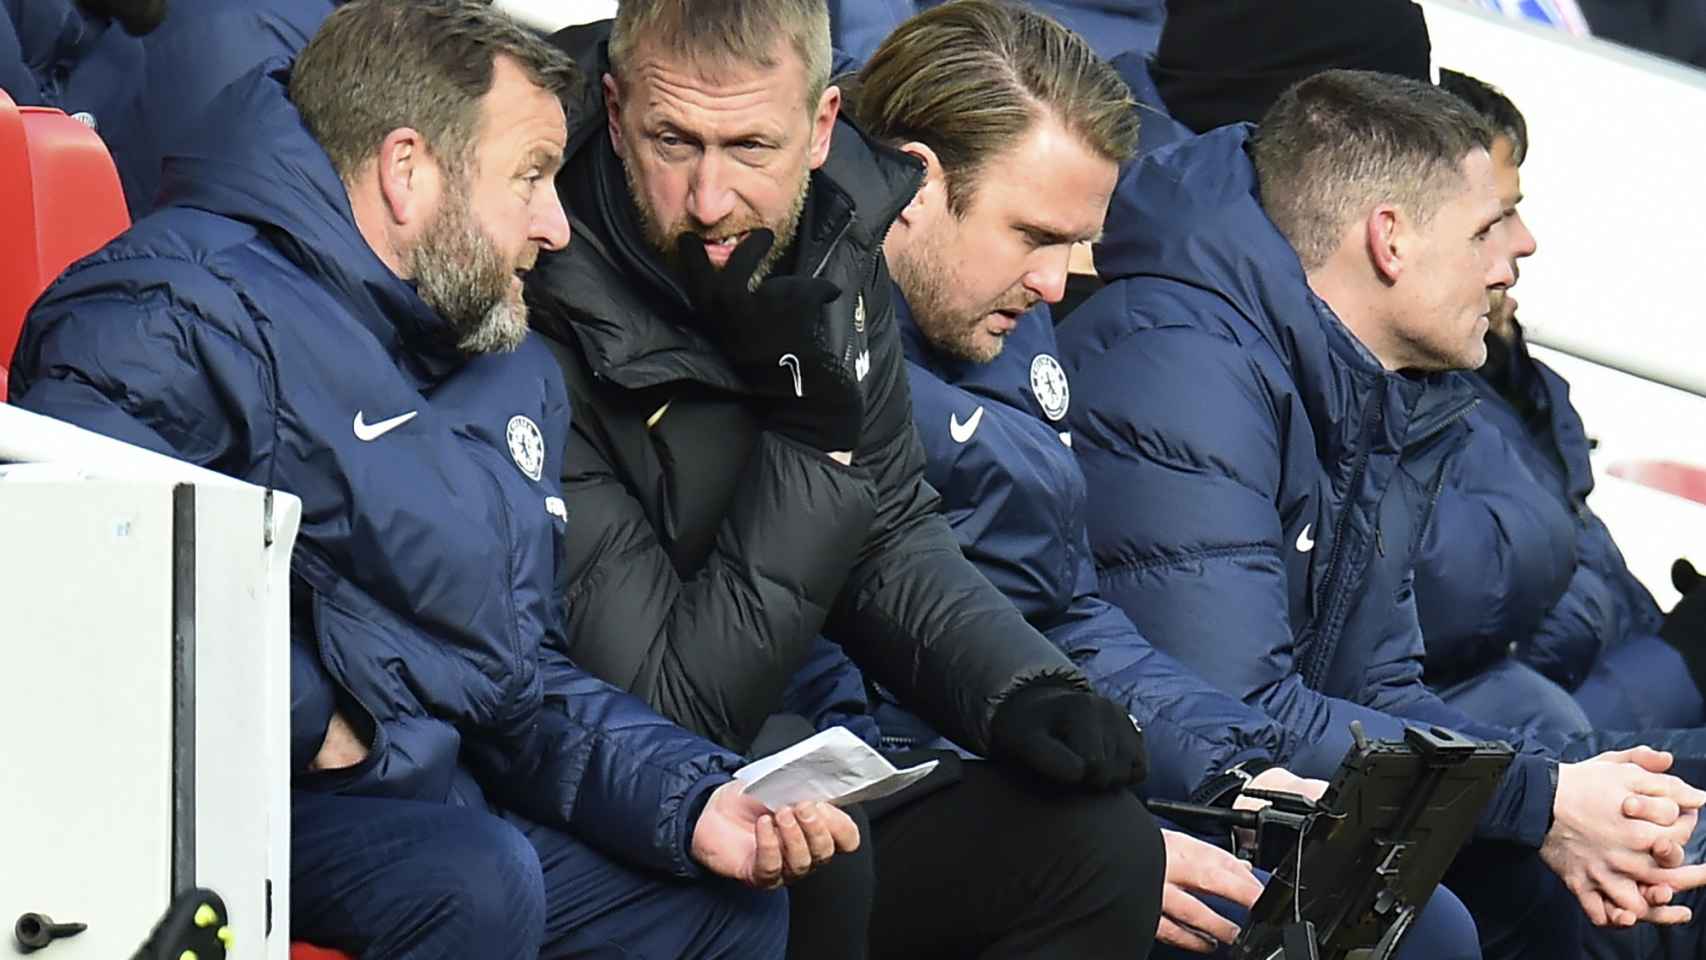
[{"xmin": 1153, "ymin": 0, "xmax": 1432, "ymax": 134}]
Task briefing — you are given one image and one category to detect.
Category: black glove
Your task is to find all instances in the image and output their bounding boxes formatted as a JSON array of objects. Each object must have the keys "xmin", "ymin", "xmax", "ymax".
[
  {"xmin": 677, "ymin": 230, "xmax": 862, "ymax": 453},
  {"xmin": 988, "ymin": 683, "xmax": 1148, "ymax": 791},
  {"xmin": 1663, "ymin": 559, "xmax": 1706, "ymax": 696}
]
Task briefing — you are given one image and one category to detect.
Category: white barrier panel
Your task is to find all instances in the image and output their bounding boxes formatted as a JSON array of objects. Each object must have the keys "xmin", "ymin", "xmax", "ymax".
[
  {"xmin": 0, "ymin": 405, "xmax": 300, "ymax": 959},
  {"xmin": 1421, "ymin": 1, "xmax": 1706, "ymax": 399}
]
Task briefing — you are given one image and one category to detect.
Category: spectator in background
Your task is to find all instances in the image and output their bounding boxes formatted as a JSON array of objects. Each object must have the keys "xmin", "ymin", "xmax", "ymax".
[
  {"xmin": 126, "ymin": 0, "xmax": 338, "ymax": 215},
  {"xmin": 527, "ymin": 0, "xmax": 1164, "ymax": 956},
  {"xmin": 1152, "ymin": 0, "xmax": 1431, "ymax": 134},
  {"xmin": 1414, "ymin": 70, "xmax": 1706, "ymax": 735},
  {"xmin": 0, "ymin": 0, "xmax": 162, "ymax": 206},
  {"xmin": 9, "ymin": 2, "xmax": 869, "ymax": 956},
  {"xmin": 1574, "ymin": 0, "xmax": 1706, "ymax": 72},
  {"xmin": 1059, "ymin": 68, "xmax": 1706, "ymax": 958},
  {"xmin": 843, "ymin": 6, "xmax": 1484, "ymax": 957}
]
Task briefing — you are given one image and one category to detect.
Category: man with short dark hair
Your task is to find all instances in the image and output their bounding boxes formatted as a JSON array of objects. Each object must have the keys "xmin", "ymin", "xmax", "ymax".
[
  {"xmin": 1059, "ymin": 69, "xmax": 1706, "ymax": 958},
  {"xmin": 9, "ymin": 1, "xmax": 865, "ymax": 956},
  {"xmin": 527, "ymin": 0, "xmax": 1165, "ymax": 956},
  {"xmin": 1414, "ymin": 70, "xmax": 1706, "ymax": 738}
]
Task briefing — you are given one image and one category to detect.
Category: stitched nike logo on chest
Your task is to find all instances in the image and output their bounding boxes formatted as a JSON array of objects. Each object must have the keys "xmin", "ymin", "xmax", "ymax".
[
  {"xmin": 353, "ymin": 410, "xmax": 418, "ymax": 442},
  {"xmin": 950, "ymin": 407, "xmax": 985, "ymax": 444}
]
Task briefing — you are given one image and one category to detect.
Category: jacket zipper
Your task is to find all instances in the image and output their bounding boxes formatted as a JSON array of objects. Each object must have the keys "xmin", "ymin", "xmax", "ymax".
[
  {"xmin": 1413, "ymin": 397, "xmax": 1479, "ymax": 554},
  {"xmin": 810, "ymin": 214, "xmax": 857, "ymax": 279},
  {"xmin": 1302, "ymin": 391, "xmax": 1476, "ymax": 688},
  {"xmin": 1301, "ymin": 394, "xmax": 1380, "ymax": 690}
]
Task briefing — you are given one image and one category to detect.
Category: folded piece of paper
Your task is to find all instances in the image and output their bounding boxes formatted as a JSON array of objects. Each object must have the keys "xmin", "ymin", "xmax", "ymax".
[{"xmin": 735, "ymin": 726, "xmax": 938, "ymax": 810}]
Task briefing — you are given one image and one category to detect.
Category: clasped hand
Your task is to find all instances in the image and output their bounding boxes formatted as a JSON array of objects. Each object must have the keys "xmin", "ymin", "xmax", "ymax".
[{"xmin": 1544, "ymin": 746, "xmax": 1706, "ymax": 927}]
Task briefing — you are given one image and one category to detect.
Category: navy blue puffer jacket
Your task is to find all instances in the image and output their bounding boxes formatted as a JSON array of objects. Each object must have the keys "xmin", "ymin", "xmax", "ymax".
[
  {"xmin": 1415, "ymin": 328, "xmax": 1664, "ymax": 691},
  {"xmin": 1057, "ymin": 126, "xmax": 1559, "ymax": 847},
  {"xmin": 11, "ymin": 65, "xmax": 741, "ymax": 878},
  {"xmin": 885, "ymin": 296, "xmax": 1296, "ymax": 802}
]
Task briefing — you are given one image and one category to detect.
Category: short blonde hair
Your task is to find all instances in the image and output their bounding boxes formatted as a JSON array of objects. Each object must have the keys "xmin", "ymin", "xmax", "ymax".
[{"xmin": 609, "ymin": 0, "xmax": 831, "ymax": 108}]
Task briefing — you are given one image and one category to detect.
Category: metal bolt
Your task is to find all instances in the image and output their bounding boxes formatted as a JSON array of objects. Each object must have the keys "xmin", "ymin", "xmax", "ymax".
[{"xmin": 14, "ymin": 913, "xmax": 87, "ymax": 952}]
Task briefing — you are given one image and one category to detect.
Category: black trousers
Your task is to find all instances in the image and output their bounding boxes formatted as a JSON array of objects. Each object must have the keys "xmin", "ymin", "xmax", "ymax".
[{"xmin": 782, "ymin": 756, "xmax": 1165, "ymax": 959}]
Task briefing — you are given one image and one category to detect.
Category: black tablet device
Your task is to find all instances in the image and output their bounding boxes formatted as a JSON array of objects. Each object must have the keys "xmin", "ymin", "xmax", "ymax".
[{"xmin": 1233, "ymin": 724, "xmax": 1515, "ymax": 960}]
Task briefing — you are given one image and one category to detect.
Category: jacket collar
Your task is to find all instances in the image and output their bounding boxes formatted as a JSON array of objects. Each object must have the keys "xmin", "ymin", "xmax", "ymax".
[{"xmin": 157, "ymin": 62, "xmax": 463, "ymax": 384}]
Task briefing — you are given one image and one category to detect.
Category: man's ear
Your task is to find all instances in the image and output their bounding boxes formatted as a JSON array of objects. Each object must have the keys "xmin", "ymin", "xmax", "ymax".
[
  {"xmin": 1365, "ymin": 204, "xmax": 1406, "ymax": 284},
  {"xmin": 603, "ymin": 72, "xmax": 625, "ymax": 153},
  {"xmin": 374, "ymin": 127, "xmax": 436, "ymax": 228},
  {"xmin": 892, "ymin": 140, "xmax": 945, "ymax": 229},
  {"xmin": 807, "ymin": 84, "xmax": 841, "ymax": 170}
]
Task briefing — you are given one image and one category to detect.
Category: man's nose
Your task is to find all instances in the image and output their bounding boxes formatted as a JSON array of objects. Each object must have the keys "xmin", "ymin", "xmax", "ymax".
[
  {"xmin": 533, "ymin": 185, "xmax": 571, "ymax": 252},
  {"xmin": 686, "ymin": 154, "xmax": 738, "ymax": 228},
  {"xmin": 1509, "ymin": 211, "xmax": 1538, "ymax": 261},
  {"xmin": 1488, "ymin": 249, "xmax": 1517, "ymax": 289},
  {"xmin": 1024, "ymin": 248, "xmax": 1072, "ymax": 304}
]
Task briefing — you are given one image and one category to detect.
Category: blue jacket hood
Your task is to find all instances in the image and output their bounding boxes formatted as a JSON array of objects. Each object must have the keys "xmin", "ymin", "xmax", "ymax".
[
  {"xmin": 1094, "ymin": 124, "xmax": 1474, "ymax": 438},
  {"xmin": 154, "ymin": 61, "xmax": 457, "ymax": 367},
  {"xmin": 1093, "ymin": 125, "xmax": 1307, "ymax": 343}
]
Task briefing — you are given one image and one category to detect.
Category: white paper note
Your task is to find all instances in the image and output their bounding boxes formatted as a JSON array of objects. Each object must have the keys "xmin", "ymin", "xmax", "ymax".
[{"xmin": 735, "ymin": 726, "xmax": 938, "ymax": 810}]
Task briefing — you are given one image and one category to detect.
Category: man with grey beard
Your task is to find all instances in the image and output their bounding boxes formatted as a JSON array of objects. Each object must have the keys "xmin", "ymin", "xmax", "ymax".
[
  {"xmin": 527, "ymin": 1, "xmax": 1166, "ymax": 957},
  {"xmin": 10, "ymin": 1, "xmax": 879, "ymax": 956}
]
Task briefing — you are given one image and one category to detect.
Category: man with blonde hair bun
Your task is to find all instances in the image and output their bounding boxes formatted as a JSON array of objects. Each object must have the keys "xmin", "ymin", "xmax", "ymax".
[{"xmin": 528, "ymin": 0, "xmax": 1168, "ymax": 956}]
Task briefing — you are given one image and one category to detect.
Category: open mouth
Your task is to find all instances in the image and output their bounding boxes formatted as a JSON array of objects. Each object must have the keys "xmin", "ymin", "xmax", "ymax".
[{"xmin": 705, "ymin": 232, "xmax": 747, "ymax": 251}]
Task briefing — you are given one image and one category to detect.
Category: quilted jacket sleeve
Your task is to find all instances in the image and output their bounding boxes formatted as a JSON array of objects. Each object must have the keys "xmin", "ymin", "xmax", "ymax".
[
  {"xmin": 1068, "ymin": 320, "xmax": 1558, "ymax": 847},
  {"xmin": 480, "ymin": 644, "xmax": 743, "ymax": 878},
  {"xmin": 909, "ymin": 369, "xmax": 1296, "ymax": 801},
  {"xmin": 822, "ymin": 279, "xmax": 1088, "ymax": 755},
  {"xmin": 9, "ymin": 255, "xmax": 344, "ymax": 773},
  {"xmin": 559, "ymin": 409, "xmax": 880, "ymax": 752},
  {"xmin": 1415, "ymin": 414, "xmax": 1578, "ymax": 682}
]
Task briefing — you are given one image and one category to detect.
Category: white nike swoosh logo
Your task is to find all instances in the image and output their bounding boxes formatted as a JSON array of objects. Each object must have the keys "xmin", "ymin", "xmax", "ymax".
[
  {"xmin": 949, "ymin": 406, "xmax": 985, "ymax": 444},
  {"xmin": 353, "ymin": 410, "xmax": 418, "ymax": 442},
  {"xmin": 1296, "ymin": 523, "xmax": 1316, "ymax": 553}
]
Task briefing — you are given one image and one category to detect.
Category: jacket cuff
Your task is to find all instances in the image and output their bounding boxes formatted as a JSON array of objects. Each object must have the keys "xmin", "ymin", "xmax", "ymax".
[
  {"xmin": 1478, "ymin": 753, "xmax": 1559, "ymax": 848},
  {"xmin": 673, "ymin": 772, "xmax": 734, "ymax": 879},
  {"xmin": 1195, "ymin": 755, "xmax": 1277, "ymax": 807}
]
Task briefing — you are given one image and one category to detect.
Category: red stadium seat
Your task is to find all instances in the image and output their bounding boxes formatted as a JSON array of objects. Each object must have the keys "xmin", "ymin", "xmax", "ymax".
[
  {"xmin": 1608, "ymin": 459, "xmax": 1706, "ymax": 508},
  {"xmin": 0, "ymin": 87, "xmax": 130, "ymax": 401},
  {"xmin": 290, "ymin": 944, "xmax": 353, "ymax": 960}
]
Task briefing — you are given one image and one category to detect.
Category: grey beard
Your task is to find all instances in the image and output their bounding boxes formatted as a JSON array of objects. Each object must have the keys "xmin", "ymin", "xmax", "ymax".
[{"xmin": 405, "ymin": 189, "xmax": 528, "ymax": 356}]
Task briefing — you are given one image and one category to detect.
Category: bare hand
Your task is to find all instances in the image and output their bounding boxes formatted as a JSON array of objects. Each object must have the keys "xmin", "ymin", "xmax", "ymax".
[
  {"xmin": 1543, "ymin": 747, "xmax": 1706, "ymax": 927},
  {"xmin": 1230, "ymin": 768, "xmax": 1328, "ymax": 850},
  {"xmin": 1158, "ymin": 830, "xmax": 1265, "ymax": 952},
  {"xmin": 310, "ymin": 709, "xmax": 368, "ymax": 771},
  {"xmin": 1232, "ymin": 767, "xmax": 1329, "ymax": 813},
  {"xmin": 690, "ymin": 781, "xmax": 860, "ymax": 888}
]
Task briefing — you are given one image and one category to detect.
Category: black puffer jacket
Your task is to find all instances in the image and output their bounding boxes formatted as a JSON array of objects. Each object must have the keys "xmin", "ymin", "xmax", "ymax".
[{"xmin": 525, "ymin": 25, "xmax": 1087, "ymax": 754}]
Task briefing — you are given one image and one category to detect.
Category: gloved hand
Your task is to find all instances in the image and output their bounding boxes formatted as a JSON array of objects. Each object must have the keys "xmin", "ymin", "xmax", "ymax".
[
  {"xmin": 1663, "ymin": 558, "xmax": 1706, "ymax": 651},
  {"xmin": 677, "ymin": 230, "xmax": 862, "ymax": 454},
  {"xmin": 988, "ymin": 683, "xmax": 1147, "ymax": 790}
]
